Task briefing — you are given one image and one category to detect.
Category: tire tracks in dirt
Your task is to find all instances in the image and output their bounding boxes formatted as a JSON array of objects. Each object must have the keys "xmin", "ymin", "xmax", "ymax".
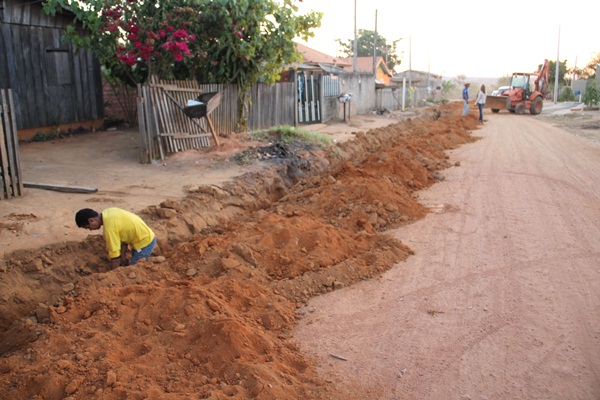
[{"xmin": 294, "ymin": 113, "xmax": 600, "ymax": 399}]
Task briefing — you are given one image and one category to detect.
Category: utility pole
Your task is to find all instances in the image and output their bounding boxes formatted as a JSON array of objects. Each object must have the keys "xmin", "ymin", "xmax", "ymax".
[
  {"xmin": 373, "ymin": 10, "xmax": 377, "ymax": 75},
  {"xmin": 572, "ymin": 56, "xmax": 577, "ymax": 90},
  {"xmin": 408, "ymin": 35, "xmax": 412, "ymax": 88},
  {"xmin": 408, "ymin": 35, "xmax": 412, "ymax": 107},
  {"xmin": 427, "ymin": 52, "xmax": 431, "ymax": 97},
  {"xmin": 554, "ymin": 26, "xmax": 560, "ymax": 104},
  {"xmin": 353, "ymin": 0, "xmax": 357, "ymax": 73}
]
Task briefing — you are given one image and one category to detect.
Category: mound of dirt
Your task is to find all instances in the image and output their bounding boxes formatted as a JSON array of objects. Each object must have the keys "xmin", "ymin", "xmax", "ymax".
[{"xmin": 0, "ymin": 104, "xmax": 479, "ymax": 399}]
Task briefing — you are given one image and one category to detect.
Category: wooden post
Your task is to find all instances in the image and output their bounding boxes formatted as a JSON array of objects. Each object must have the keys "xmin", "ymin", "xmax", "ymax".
[
  {"xmin": 0, "ymin": 89, "xmax": 22, "ymax": 199},
  {"xmin": 0, "ymin": 90, "xmax": 14, "ymax": 199},
  {"xmin": 7, "ymin": 90, "xmax": 22, "ymax": 197},
  {"xmin": 0, "ymin": 119, "xmax": 9, "ymax": 200},
  {"xmin": 137, "ymin": 84, "xmax": 149, "ymax": 163},
  {"xmin": 205, "ymin": 116, "xmax": 220, "ymax": 146}
]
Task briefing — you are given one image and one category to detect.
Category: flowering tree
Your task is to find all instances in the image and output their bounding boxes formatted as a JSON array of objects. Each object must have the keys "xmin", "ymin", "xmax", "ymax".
[{"xmin": 43, "ymin": 0, "xmax": 322, "ymax": 130}]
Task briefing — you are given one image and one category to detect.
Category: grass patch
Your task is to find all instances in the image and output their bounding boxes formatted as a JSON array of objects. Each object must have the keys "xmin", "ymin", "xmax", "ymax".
[
  {"xmin": 248, "ymin": 125, "xmax": 333, "ymax": 148},
  {"xmin": 30, "ymin": 132, "xmax": 59, "ymax": 142}
]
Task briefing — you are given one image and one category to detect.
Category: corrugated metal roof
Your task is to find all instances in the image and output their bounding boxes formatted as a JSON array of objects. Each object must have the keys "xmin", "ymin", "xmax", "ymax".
[
  {"xmin": 318, "ymin": 63, "xmax": 350, "ymax": 75},
  {"xmin": 289, "ymin": 63, "xmax": 322, "ymax": 70}
]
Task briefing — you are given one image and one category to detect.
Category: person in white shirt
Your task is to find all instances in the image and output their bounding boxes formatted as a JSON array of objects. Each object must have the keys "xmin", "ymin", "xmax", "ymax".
[{"xmin": 475, "ymin": 85, "xmax": 487, "ymax": 123}]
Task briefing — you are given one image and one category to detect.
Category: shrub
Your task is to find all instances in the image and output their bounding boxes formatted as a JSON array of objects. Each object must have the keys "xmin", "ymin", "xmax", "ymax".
[
  {"xmin": 31, "ymin": 132, "xmax": 57, "ymax": 142},
  {"xmin": 583, "ymin": 82, "xmax": 600, "ymax": 107},
  {"xmin": 558, "ymin": 86, "xmax": 575, "ymax": 102}
]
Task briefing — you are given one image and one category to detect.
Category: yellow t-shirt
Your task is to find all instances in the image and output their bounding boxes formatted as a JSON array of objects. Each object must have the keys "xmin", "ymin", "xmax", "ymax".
[{"xmin": 102, "ymin": 208, "xmax": 155, "ymax": 259}]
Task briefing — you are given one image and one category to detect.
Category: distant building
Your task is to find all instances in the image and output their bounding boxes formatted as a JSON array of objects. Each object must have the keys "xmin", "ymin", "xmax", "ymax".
[
  {"xmin": 392, "ymin": 70, "xmax": 444, "ymax": 103},
  {"xmin": 293, "ymin": 43, "xmax": 351, "ymax": 75},
  {"xmin": 338, "ymin": 56, "xmax": 393, "ymax": 86}
]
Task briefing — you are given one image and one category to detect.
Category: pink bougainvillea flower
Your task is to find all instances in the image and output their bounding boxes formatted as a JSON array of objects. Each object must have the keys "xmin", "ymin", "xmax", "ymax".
[
  {"xmin": 118, "ymin": 51, "xmax": 137, "ymax": 66},
  {"xmin": 175, "ymin": 42, "xmax": 190, "ymax": 53},
  {"xmin": 172, "ymin": 29, "xmax": 188, "ymax": 40}
]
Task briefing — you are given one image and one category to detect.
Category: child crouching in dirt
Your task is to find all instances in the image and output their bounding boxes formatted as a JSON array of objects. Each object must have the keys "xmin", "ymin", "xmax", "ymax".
[{"xmin": 75, "ymin": 208, "xmax": 156, "ymax": 268}]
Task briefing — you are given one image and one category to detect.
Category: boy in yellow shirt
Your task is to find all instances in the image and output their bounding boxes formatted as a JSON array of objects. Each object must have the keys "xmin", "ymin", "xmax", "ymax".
[{"xmin": 75, "ymin": 207, "xmax": 156, "ymax": 268}]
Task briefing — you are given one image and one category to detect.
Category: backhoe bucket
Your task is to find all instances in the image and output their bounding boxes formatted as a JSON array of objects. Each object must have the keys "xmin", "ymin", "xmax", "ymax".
[{"xmin": 485, "ymin": 95, "xmax": 508, "ymax": 110}]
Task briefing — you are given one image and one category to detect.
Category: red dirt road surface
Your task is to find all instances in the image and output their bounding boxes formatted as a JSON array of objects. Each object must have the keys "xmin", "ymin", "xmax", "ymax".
[{"xmin": 295, "ymin": 110, "xmax": 600, "ymax": 399}]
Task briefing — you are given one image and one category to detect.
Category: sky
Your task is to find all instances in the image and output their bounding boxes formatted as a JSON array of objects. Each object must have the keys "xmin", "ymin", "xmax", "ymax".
[{"xmin": 294, "ymin": 0, "xmax": 600, "ymax": 80}]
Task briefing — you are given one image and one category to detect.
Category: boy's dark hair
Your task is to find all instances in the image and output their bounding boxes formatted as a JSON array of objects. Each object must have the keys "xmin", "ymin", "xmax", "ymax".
[{"xmin": 75, "ymin": 208, "xmax": 99, "ymax": 227}]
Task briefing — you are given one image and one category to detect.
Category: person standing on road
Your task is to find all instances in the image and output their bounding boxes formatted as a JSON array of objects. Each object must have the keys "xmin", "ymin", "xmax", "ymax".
[
  {"xmin": 462, "ymin": 83, "xmax": 470, "ymax": 116},
  {"xmin": 475, "ymin": 84, "xmax": 487, "ymax": 123},
  {"xmin": 75, "ymin": 207, "xmax": 156, "ymax": 268}
]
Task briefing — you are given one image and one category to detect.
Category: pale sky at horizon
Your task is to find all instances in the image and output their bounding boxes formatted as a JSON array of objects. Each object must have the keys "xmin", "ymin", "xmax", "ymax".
[{"xmin": 294, "ymin": 0, "xmax": 599, "ymax": 80}]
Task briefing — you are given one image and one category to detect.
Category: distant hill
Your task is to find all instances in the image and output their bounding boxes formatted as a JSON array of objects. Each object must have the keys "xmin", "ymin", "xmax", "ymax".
[
  {"xmin": 444, "ymin": 76, "xmax": 503, "ymax": 90},
  {"xmin": 441, "ymin": 76, "xmax": 504, "ymax": 101}
]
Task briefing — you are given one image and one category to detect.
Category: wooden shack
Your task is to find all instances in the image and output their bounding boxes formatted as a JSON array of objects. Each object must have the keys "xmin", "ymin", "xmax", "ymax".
[{"xmin": 0, "ymin": 0, "xmax": 104, "ymax": 140}]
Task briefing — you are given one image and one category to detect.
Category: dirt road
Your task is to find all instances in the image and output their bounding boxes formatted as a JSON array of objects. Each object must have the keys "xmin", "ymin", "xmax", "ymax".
[{"xmin": 294, "ymin": 113, "xmax": 600, "ymax": 399}]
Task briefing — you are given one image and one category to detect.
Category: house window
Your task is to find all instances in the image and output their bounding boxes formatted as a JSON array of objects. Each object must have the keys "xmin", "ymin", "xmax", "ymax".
[
  {"xmin": 45, "ymin": 48, "xmax": 73, "ymax": 86},
  {"xmin": 323, "ymin": 75, "xmax": 339, "ymax": 97}
]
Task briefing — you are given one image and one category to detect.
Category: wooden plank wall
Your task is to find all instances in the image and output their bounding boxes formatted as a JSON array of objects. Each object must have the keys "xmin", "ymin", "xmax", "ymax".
[
  {"xmin": 247, "ymin": 82, "xmax": 296, "ymax": 130},
  {"xmin": 0, "ymin": 89, "xmax": 23, "ymax": 200},
  {"xmin": 0, "ymin": 0, "xmax": 103, "ymax": 130}
]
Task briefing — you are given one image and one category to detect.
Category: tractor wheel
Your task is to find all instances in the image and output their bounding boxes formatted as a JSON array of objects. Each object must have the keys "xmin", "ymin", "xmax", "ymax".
[
  {"xmin": 530, "ymin": 97, "xmax": 543, "ymax": 115},
  {"xmin": 515, "ymin": 103, "xmax": 526, "ymax": 115},
  {"xmin": 491, "ymin": 109, "xmax": 500, "ymax": 113}
]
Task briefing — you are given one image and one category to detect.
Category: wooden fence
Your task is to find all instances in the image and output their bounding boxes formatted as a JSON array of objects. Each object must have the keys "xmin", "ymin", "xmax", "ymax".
[
  {"xmin": 137, "ymin": 77, "xmax": 296, "ymax": 164},
  {"xmin": 0, "ymin": 89, "xmax": 23, "ymax": 200}
]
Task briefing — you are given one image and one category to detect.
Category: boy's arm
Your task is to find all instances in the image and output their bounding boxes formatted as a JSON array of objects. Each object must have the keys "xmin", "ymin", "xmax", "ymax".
[
  {"xmin": 109, "ymin": 244, "xmax": 128, "ymax": 268},
  {"xmin": 110, "ymin": 257, "xmax": 121, "ymax": 268},
  {"xmin": 120, "ymin": 243, "xmax": 129, "ymax": 266}
]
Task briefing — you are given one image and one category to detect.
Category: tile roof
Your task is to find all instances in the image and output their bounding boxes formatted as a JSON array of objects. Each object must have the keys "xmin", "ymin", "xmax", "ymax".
[{"xmin": 295, "ymin": 43, "xmax": 351, "ymax": 67}]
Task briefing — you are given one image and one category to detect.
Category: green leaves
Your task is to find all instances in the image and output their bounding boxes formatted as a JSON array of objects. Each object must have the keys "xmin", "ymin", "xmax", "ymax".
[
  {"xmin": 43, "ymin": 0, "xmax": 320, "ymax": 86},
  {"xmin": 42, "ymin": 0, "xmax": 321, "ymax": 129},
  {"xmin": 337, "ymin": 29, "xmax": 402, "ymax": 73},
  {"xmin": 583, "ymin": 82, "xmax": 600, "ymax": 107}
]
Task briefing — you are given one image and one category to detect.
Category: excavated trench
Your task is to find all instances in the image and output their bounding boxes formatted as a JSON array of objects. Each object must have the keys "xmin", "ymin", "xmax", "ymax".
[{"xmin": 0, "ymin": 105, "xmax": 479, "ymax": 399}]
